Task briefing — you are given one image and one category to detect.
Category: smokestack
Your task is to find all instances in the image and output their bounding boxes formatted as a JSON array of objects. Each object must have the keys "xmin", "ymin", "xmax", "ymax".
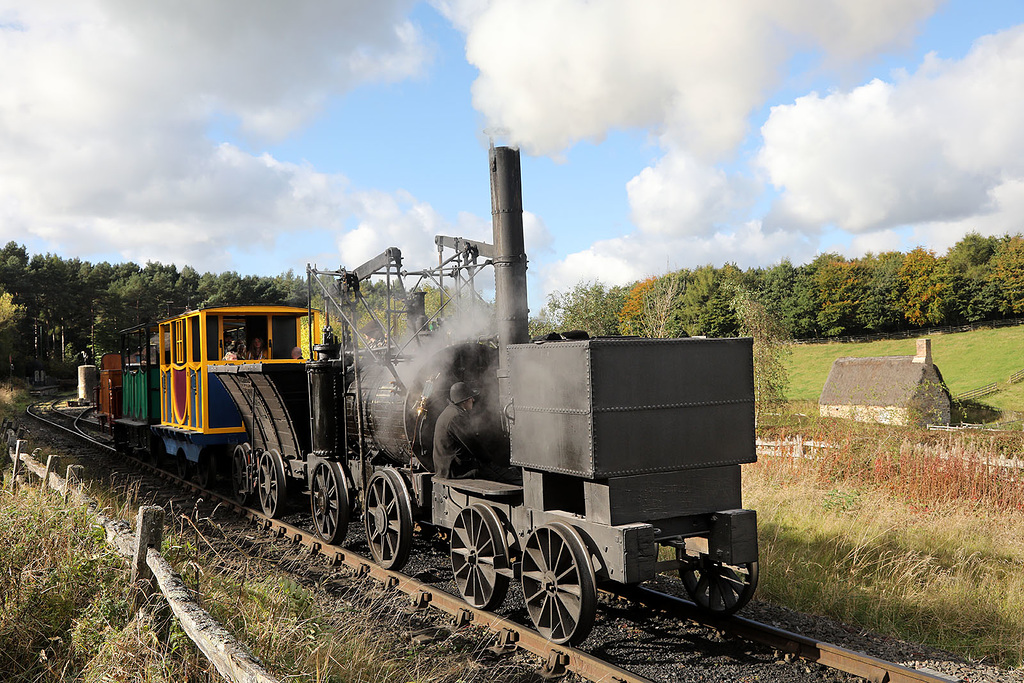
[
  {"xmin": 490, "ymin": 146, "xmax": 529, "ymax": 347},
  {"xmin": 490, "ymin": 145, "xmax": 529, "ymax": 412}
]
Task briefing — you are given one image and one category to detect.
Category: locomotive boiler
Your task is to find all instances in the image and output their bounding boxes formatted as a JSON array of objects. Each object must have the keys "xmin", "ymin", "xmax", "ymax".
[{"xmin": 108, "ymin": 145, "xmax": 760, "ymax": 646}]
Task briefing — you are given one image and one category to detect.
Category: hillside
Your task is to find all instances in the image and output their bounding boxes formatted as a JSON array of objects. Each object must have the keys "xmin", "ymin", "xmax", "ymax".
[{"xmin": 786, "ymin": 325, "xmax": 1024, "ymax": 412}]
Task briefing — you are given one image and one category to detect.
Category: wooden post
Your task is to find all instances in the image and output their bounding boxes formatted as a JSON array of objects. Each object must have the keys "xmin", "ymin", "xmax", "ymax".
[
  {"xmin": 132, "ymin": 506, "xmax": 165, "ymax": 610},
  {"xmin": 43, "ymin": 454, "xmax": 59, "ymax": 491},
  {"xmin": 9, "ymin": 439, "xmax": 25, "ymax": 491},
  {"xmin": 65, "ymin": 464, "xmax": 84, "ymax": 501}
]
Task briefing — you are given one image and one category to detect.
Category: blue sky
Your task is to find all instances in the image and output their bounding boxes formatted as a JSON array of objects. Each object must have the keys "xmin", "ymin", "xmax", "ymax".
[{"xmin": 1, "ymin": 1, "xmax": 1023, "ymax": 312}]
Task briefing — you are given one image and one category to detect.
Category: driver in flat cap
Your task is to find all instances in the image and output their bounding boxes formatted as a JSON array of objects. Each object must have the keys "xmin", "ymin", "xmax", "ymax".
[{"xmin": 432, "ymin": 381, "xmax": 521, "ymax": 484}]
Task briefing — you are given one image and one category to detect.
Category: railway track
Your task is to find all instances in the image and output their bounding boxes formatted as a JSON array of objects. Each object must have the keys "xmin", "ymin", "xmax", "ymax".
[{"xmin": 22, "ymin": 399, "xmax": 961, "ymax": 683}]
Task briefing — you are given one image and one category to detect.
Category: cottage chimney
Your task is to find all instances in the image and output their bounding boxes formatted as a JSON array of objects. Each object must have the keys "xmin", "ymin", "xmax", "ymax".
[{"xmin": 913, "ymin": 338, "xmax": 932, "ymax": 365}]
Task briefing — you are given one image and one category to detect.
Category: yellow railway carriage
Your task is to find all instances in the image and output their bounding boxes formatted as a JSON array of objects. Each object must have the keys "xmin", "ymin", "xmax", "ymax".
[{"xmin": 155, "ymin": 305, "xmax": 320, "ymax": 482}]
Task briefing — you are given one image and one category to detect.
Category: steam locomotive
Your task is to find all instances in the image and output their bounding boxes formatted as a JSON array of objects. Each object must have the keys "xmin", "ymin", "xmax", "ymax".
[{"xmin": 101, "ymin": 146, "xmax": 759, "ymax": 645}]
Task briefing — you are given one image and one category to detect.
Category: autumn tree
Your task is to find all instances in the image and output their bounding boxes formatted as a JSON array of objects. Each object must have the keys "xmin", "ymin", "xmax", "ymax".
[
  {"xmin": 812, "ymin": 254, "xmax": 866, "ymax": 337},
  {"xmin": 898, "ymin": 247, "xmax": 948, "ymax": 326},
  {"xmin": 618, "ymin": 274, "xmax": 683, "ymax": 337}
]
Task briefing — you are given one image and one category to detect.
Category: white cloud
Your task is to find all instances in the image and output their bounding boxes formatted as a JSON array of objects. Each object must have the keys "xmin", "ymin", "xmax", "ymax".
[
  {"xmin": 440, "ymin": 0, "xmax": 938, "ymax": 159},
  {"xmin": 438, "ymin": 0, "xmax": 941, "ymax": 293},
  {"xmin": 540, "ymin": 221, "xmax": 815, "ymax": 295},
  {"xmin": 0, "ymin": 0, "xmax": 430, "ymax": 271},
  {"xmin": 760, "ymin": 25, "xmax": 1024, "ymax": 235}
]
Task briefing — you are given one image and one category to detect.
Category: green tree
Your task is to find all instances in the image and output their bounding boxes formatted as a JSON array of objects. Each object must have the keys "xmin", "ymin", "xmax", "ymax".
[
  {"xmin": 813, "ymin": 255, "xmax": 866, "ymax": 337},
  {"xmin": 989, "ymin": 234, "xmax": 1024, "ymax": 316},
  {"xmin": 858, "ymin": 251, "xmax": 905, "ymax": 332},
  {"xmin": 732, "ymin": 289, "xmax": 790, "ymax": 421},
  {"xmin": 538, "ymin": 281, "xmax": 625, "ymax": 336}
]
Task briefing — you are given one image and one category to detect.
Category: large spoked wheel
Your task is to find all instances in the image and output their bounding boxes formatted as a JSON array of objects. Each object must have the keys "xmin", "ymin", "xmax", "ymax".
[
  {"xmin": 231, "ymin": 444, "xmax": 253, "ymax": 506},
  {"xmin": 257, "ymin": 448, "xmax": 288, "ymax": 519},
  {"xmin": 310, "ymin": 461, "xmax": 350, "ymax": 545},
  {"xmin": 450, "ymin": 504, "xmax": 511, "ymax": 610},
  {"xmin": 678, "ymin": 550, "xmax": 758, "ymax": 617},
  {"xmin": 521, "ymin": 522, "xmax": 598, "ymax": 645},
  {"xmin": 363, "ymin": 469, "xmax": 413, "ymax": 570}
]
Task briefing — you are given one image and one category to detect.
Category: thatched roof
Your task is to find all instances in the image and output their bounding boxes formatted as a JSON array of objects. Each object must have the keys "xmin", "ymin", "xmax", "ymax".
[{"xmin": 818, "ymin": 356, "xmax": 948, "ymax": 407}]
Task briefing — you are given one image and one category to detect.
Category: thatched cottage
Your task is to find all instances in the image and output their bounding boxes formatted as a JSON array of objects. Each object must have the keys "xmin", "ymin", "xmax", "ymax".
[{"xmin": 818, "ymin": 339, "xmax": 952, "ymax": 426}]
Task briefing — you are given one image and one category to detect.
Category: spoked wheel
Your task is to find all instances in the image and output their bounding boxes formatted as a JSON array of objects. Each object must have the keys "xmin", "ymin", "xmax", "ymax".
[
  {"xmin": 310, "ymin": 460, "xmax": 350, "ymax": 545},
  {"xmin": 231, "ymin": 444, "xmax": 254, "ymax": 506},
  {"xmin": 450, "ymin": 504, "xmax": 511, "ymax": 610},
  {"xmin": 363, "ymin": 469, "xmax": 413, "ymax": 570},
  {"xmin": 195, "ymin": 450, "xmax": 213, "ymax": 489},
  {"xmin": 521, "ymin": 522, "xmax": 597, "ymax": 645},
  {"xmin": 677, "ymin": 549, "xmax": 758, "ymax": 616},
  {"xmin": 257, "ymin": 448, "xmax": 288, "ymax": 519}
]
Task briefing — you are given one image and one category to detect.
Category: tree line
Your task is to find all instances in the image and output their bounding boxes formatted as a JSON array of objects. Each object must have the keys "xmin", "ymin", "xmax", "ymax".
[
  {"xmin": 532, "ymin": 232, "xmax": 1024, "ymax": 341},
  {"xmin": 0, "ymin": 242, "xmax": 306, "ymax": 379}
]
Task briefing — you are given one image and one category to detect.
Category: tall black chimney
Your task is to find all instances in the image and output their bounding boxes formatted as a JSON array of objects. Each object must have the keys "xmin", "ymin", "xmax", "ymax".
[
  {"xmin": 490, "ymin": 145, "xmax": 528, "ymax": 411},
  {"xmin": 490, "ymin": 145, "xmax": 529, "ymax": 347}
]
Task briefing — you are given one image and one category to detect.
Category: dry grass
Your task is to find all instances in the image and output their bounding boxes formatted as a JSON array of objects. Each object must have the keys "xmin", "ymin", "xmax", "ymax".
[{"xmin": 748, "ymin": 413, "xmax": 1024, "ymax": 665}]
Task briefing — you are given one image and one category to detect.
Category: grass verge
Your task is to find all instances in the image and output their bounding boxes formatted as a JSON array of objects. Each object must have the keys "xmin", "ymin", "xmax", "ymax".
[{"xmin": 750, "ymin": 411, "xmax": 1024, "ymax": 666}]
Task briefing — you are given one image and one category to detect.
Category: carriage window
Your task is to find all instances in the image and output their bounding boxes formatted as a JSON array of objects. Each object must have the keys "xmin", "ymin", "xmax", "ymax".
[
  {"xmin": 206, "ymin": 316, "xmax": 220, "ymax": 361},
  {"xmin": 271, "ymin": 316, "xmax": 298, "ymax": 359},
  {"xmin": 173, "ymin": 320, "xmax": 185, "ymax": 364},
  {"xmin": 222, "ymin": 317, "xmax": 246, "ymax": 359},
  {"xmin": 161, "ymin": 325, "xmax": 171, "ymax": 366},
  {"xmin": 190, "ymin": 316, "xmax": 201, "ymax": 363},
  {"xmin": 149, "ymin": 331, "xmax": 159, "ymax": 366}
]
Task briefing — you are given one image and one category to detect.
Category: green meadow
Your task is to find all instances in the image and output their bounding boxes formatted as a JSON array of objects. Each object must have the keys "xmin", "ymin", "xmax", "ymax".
[{"xmin": 786, "ymin": 325, "xmax": 1024, "ymax": 412}]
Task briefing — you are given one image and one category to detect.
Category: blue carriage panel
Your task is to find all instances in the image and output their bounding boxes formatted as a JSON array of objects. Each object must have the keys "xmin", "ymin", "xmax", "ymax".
[{"xmin": 207, "ymin": 373, "xmax": 243, "ymax": 430}]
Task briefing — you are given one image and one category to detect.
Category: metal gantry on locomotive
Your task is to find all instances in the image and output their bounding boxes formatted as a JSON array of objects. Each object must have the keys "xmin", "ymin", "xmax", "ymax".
[{"xmin": 99, "ymin": 146, "xmax": 760, "ymax": 645}]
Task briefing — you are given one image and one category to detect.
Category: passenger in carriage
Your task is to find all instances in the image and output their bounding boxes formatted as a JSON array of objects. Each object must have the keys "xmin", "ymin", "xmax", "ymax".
[
  {"xmin": 223, "ymin": 342, "xmax": 239, "ymax": 361},
  {"xmin": 248, "ymin": 337, "xmax": 265, "ymax": 360},
  {"xmin": 432, "ymin": 382, "xmax": 522, "ymax": 485}
]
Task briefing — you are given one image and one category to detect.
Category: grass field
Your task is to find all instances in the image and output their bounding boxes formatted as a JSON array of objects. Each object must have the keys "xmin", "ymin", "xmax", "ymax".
[{"xmin": 786, "ymin": 325, "xmax": 1024, "ymax": 411}]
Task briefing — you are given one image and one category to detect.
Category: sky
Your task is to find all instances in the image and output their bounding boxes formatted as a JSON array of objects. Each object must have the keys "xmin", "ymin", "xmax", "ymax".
[{"xmin": 1, "ymin": 0, "xmax": 1023, "ymax": 312}]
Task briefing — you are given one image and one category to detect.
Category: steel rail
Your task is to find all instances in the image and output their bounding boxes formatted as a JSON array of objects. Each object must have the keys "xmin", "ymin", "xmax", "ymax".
[
  {"xmin": 23, "ymin": 402, "xmax": 960, "ymax": 683},
  {"xmin": 20, "ymin": 402, "xmax": 649, "ymax": 683},
  {"xmin": 615, "ymin": 586, "xmax": 958, "ymax": 683},
  {"xmin": 25, "ymin": 400, "xmax": 117, "ymax": 453}
]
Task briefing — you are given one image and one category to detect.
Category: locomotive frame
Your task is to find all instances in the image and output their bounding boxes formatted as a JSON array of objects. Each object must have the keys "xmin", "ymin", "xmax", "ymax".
[{"xmin": 104, "ymin": 145, "xmax": 760, "ymax": 645}]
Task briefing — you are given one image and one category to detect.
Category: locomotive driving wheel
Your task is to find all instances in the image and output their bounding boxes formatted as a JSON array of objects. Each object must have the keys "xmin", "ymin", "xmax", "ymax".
[
  {"xmin": 231, "ymin": 444, "xmax": 253, "ymax": 506},
  {"xmin": 450, "ymin": 504, "xmax": 511, "ymax": 610},
  {"xmin": 257, "ymin": 448, "xmax": 288, "ymax": 519},
  {"xmin": 677, "ymin": 549, "xmax": 758, "ymax": 616},
  {"xmin": 363, "ymin": 469, "xmax": 413, "ymax": 570},
  {"xmin": 310, "ymin": 461, "xmax": 350, "ymax": 545},
  {"xmin": 521, "ymin": 522, "xmax": 597, "ymax": 645}
]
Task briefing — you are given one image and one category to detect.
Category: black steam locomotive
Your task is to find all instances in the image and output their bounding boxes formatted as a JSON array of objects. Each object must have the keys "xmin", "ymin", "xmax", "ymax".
[{"xmin": 109, "ymin": 146, "xmax": 759, "ymax": 645}]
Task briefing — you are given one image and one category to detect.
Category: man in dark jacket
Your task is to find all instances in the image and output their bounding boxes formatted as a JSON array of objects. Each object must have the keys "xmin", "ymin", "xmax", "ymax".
[{"xmin": 432, "ymin": 382, "xmax": 521, "ymax": 484}]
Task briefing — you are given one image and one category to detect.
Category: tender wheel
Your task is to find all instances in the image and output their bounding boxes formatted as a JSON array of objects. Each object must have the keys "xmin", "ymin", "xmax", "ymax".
[
  {"xmin": 232, "ymin": 444, "xmax": 253, "ymax": 506},
  {"xmin": 195, "ymin": 450, "xmax": 213, "ymax": 489},
  {"xmin": 310, "ymin": 461, "xmax": 350, "ymax": 545},
  {"xmin": 257, "ymin": 448, "xmax": 288, "ymax": 519},
  {"xmin": 678, "ymin": 550, "xmax": 758, "ymax": 616},
  {"xmin": 450, "ymin": 504, "xmax": 511, "ymax": 610},
  {"xmin": 363, "ymin": 469, "xmax": 413, "ymax": 570},
  {"xmin": 521, "ymin": 522, "xmax": 597, "ymax": 645},
  {"xmin": 175, "ymin": 451, "xmax": 188, "ymax": 480}
]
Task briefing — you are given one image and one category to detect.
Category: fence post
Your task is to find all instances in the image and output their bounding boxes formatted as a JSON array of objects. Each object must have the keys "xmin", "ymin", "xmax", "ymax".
[
  {"xmin": 132, "ymin": 506, "xmax": 166, "ymax": 610},
  {"xmin": 9, "ymin": 439, "xmax": 25, "ymax": 491},
  {"xmin": 65, "ymin": 464, "xmax": 84, "ymax": 502},
  {"xmin": 43, "ymin": 454, "xmax": 59, "ymax": 492}
]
